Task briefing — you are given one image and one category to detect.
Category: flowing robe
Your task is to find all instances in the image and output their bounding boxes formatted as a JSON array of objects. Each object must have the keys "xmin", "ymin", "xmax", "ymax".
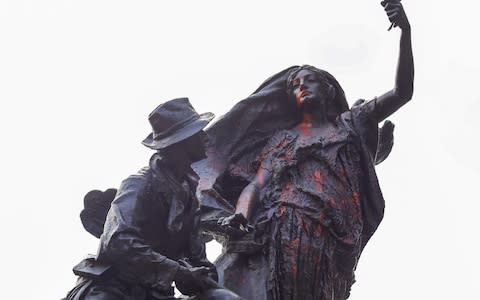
[{"xmin": 194, "ymin": 67, "xmax": 389, "ymax": 300}]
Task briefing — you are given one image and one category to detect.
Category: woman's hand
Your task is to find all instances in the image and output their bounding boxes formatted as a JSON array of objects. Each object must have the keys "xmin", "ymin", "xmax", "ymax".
[
  {"xmin": 217, "ymin": 212, "xmax": 253, "ymax": 237},
  {"xmin": 381, "ymin": 0, "xmax": 410, "ymax": 31}
]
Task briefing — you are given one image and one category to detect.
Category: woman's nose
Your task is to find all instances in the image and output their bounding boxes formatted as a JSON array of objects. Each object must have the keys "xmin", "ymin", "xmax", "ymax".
[{"xmin": 299, "ymin": 80, "xmax": 306, "ymax": 90}]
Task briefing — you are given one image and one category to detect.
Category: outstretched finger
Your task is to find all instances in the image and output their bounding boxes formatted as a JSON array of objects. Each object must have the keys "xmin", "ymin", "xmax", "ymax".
[{"xmin": 388, "ymin": 22, "xmax": 397, "ymax": 31}]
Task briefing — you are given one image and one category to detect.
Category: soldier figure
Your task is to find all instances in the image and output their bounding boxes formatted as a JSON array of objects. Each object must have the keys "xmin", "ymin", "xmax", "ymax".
[{"xmin": 66, "ymin": 98, "xmax": 241, "ymax": 300}]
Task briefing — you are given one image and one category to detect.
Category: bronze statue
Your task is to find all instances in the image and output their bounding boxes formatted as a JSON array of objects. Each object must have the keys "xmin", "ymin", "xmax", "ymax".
[
  {"xmin": 194, "ymin": 1, "xmax": 413, "ymax": 299},
  {"xmin": 66, "ymin": 98, "xmax": 241, "ymax": 300}
]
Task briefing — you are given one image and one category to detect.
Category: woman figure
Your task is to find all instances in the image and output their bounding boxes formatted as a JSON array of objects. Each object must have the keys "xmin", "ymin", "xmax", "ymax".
[{"xmin": 195, "ymin": 1, "xmax": 413, "ymax": 299}]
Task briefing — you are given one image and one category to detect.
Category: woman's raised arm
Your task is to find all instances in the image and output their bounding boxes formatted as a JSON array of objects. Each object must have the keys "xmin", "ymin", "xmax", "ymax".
[{"xmin": 371, "ymin": 0, "xmax": 414, "ymax": 122}]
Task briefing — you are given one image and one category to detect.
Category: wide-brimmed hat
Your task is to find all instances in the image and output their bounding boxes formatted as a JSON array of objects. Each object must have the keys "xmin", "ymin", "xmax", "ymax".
[{"xmin": 142, "ymin": 98, "xmax": 214, "ymax": 150}]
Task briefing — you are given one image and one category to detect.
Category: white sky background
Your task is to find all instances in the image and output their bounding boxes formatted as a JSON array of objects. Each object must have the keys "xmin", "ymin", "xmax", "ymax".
[{"xmin": 1, "ymin": 0, "xmax": 479, "ymax": 299}]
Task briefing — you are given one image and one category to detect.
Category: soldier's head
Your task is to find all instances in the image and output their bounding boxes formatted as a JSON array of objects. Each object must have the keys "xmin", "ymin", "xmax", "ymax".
[{"xmin": 142, "ymin": 98, "xmax": 214, "ymax": 163}]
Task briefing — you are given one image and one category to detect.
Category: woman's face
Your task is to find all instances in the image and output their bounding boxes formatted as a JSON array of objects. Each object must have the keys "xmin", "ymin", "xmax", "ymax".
[{"xmin": 291, "ymin": 69, "xmax": 330, "ymax": 110}]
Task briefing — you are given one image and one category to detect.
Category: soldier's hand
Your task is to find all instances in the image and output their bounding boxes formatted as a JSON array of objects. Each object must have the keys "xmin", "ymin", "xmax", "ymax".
[
  {"xmin": 175, "ymin": 263, "xmax": 218, "ymax": 295},
  {"xmin": 381, "ymin": 0, "xmax": 410, "ymax": 30},
  {"xmin": 175, "ymin": 265, "xmax": 210, "ymax": 283}
]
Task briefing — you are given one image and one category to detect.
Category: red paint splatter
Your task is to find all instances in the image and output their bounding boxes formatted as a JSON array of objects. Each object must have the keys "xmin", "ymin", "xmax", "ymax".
[
  {"xmin": 290, "ymin": 237, "xmax": 300, "ymax": 248},
  {"xmin": 256, "ymin": 136, "xmax": 290, "ymax": 166}
]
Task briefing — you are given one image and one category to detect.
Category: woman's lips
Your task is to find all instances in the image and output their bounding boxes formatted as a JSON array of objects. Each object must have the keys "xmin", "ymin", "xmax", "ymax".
[{"xmin": 300, "ymin": 91, "xmax": 310, "ymax": 98}]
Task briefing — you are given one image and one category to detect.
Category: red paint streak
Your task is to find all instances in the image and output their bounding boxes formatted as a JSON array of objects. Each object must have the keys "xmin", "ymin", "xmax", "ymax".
[
  {"xmin": 315, "ymin": 223, "xmax": 323, "ymax": 236},
  {"xmin": 328, "ymin": 199, "xmax": 338, "ymax": 208},
  {"xmin": 319, "ymin": 214, "xmax": 326, "ymax": 223},
  {"xmin": 277, "ymin": 205, "xmax": 286, "ymax": 217},
  {"xmin": 314, "ymin": 170, "xmax": 323, "ymax": 193},
  {"xmin": 290, "ymin": 237, "xmax": 300, "ymax": 249},
  {"xmin": 299, "ymin": 113, "xmax": 312, "ymax": 137},
  {"xmin": 291, "ymin": 264, "xmax": 298, "ymax": 279},
  {"xmin": 289, "ymin": 238, "xmax": 300, "ymax": 281},
  {"xmin": 239, "ymin": 277, "xmax": 246, "ymax": 285},
  {"xmin": 298, "ymin": 123, "xmax": 311, "ymax": 137},
  {"xmin": 302, "ymin": 220, "xmax": 310, "ymax": 234},
  {"xmin": 352, "ymin": 192, "xmax": 360, "ymax": 205}
]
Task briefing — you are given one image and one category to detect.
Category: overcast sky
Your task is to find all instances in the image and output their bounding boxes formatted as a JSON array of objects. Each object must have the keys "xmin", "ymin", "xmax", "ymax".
[{"xmin": 1, "ymin": 1, "xmax": 479, "ymax": 299}]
